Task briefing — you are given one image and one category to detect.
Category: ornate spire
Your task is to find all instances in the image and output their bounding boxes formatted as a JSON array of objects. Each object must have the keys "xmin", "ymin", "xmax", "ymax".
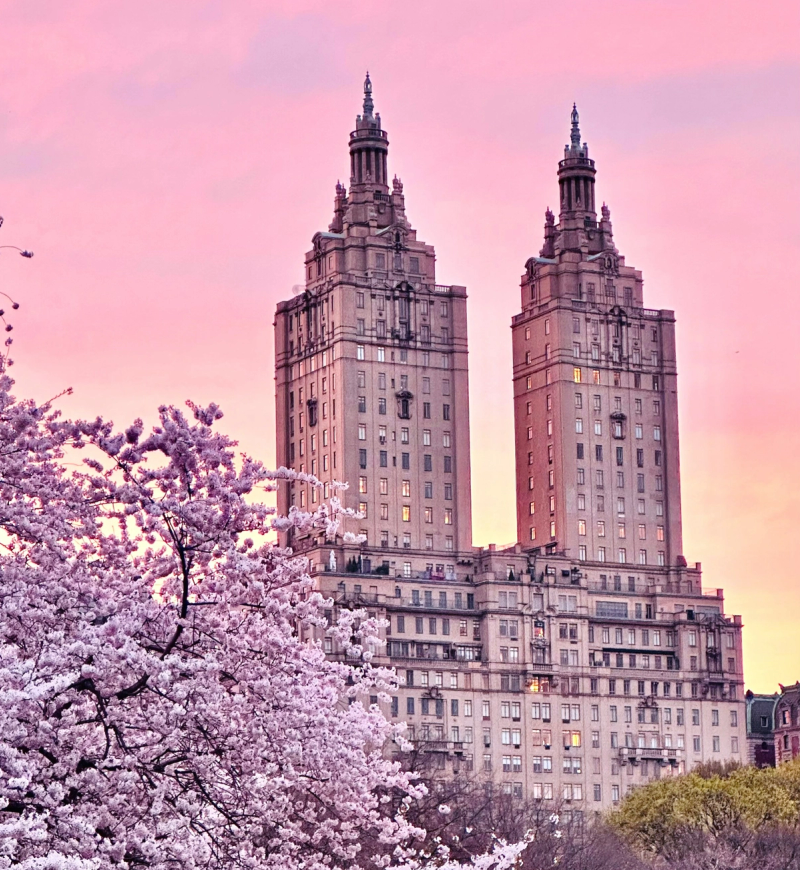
[
  {"xmin": 570, "ymin": 103, "xmax": 581, "ymax": 149},
  {"xmin": 362, "ymin": 72, "xmax": 374, "ymax": 119}
]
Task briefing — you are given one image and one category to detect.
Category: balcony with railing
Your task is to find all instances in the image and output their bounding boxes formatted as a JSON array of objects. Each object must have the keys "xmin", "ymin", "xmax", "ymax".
[
  {"xmin": 387, "ymin": 641, "xmax": 483, "ymax": 662},
  {"xmin": 330, "ymin": 588, "xmax": 478, "ymax": 613},
  {"xmin": 618, "ymin": 746, "xmax": 681, "ymax": 765}
]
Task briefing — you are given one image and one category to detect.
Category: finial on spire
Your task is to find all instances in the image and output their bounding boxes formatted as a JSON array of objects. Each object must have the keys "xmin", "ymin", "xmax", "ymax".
[
  {"xmin": 363, "ymin": 71, "xmax": 374, "ymax": 119},
  {"xmin": 570, "ymin": 103, "xmax": 581, "ymax": 149}
]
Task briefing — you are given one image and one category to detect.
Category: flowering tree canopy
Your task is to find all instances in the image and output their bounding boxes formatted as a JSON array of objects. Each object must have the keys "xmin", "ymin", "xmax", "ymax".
[{"xmin": 0, "ymin": 359, "xmax": 524, "ymax": 870}]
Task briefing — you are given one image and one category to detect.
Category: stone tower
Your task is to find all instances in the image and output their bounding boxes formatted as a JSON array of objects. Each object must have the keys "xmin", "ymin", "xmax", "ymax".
[
  {"xmin": 274, "ymin": 75, "xmax": 473, "ymax": 569},
  {"xmin": 512, "ymin": 106, "xmax": 683, "ymax": 569}
]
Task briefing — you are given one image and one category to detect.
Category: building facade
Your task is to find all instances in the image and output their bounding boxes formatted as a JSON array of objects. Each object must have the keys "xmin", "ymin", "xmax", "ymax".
[
  {"xmin": 745, "ymin": 690, "xmax": 778, "ymax": 767},
  {"xmin": 273, "ymin": 82, "xmax": 747, "ymax": 812},
  {"xmin": 774, "ymin": 683, "xmax": 800, "ymax": 764},
  {"xmin": 274, "ymin": 73, "xmax": 472, "ymax": 563},
  {"xmin": 512, "ymin": 106, "xmax": 682, "ymax": 565}
]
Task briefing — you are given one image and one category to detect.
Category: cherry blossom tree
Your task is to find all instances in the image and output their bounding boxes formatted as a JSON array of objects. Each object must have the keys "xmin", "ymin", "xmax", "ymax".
[{"xmin": 0, "ymin": 356, "xmax": 524, "ymax": 870}]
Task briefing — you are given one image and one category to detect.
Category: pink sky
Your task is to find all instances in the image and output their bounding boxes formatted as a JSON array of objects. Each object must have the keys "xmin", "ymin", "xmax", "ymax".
[{"xmin": 1, "ymin": 0, "xmax": 798, "ymax": 690}]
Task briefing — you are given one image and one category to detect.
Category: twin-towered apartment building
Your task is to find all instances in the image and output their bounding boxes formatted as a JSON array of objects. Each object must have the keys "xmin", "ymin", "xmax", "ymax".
[{"xmin": 273, "ymin": 75, "xmax": 746, "ymax": 812}]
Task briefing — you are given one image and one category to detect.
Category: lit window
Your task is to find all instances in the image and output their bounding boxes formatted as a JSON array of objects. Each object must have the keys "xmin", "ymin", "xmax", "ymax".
[
  {"xmin": 657, "ymin": 526, "xmax": 665, "ymax": 541},
  {"xmin": 578, "ymin": 520, "xmax": 586, "ymax": 536},
  {"xmin": 573, "ymin": 367, "xmax": 582, "ymax": 383},
  {"xmin": 444, "ymin": 509, "xmax": 453, "ymax": 525},
  {"xmin": 402, "ymin": 505, "xmax": 411, "ymax": 522},
  {"xmin": 401, "ymin": 480, "xmax": 411, "ymax": 497},
  {"xmin": 358, "ymin": 476, "xmax": 367, "ymax": 494}
]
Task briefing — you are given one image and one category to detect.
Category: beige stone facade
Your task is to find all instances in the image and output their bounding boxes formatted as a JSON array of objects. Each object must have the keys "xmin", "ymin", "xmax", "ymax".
[
  {"xmin": 273, "ymin": 83, "xmax": 746, "ymax": 813},
  {"xmin": 274, "ymin": 73, "xmax": 472, "ymax": 561}
]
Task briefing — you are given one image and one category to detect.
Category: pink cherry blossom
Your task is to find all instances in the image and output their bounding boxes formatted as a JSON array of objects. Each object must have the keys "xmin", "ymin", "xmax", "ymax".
[{"xmin": 0, "ymin": 357, "xmax": 525, "ymax": 870}]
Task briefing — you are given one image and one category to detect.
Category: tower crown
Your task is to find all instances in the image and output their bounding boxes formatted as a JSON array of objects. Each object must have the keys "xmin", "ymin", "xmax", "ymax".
[
  {"xmin": 558, "ymin": 104, "xmax": 596, "ymax": 225},
  {"xmin": 350, "ymin": 72, "xmax": 389, "ymax": 190}
]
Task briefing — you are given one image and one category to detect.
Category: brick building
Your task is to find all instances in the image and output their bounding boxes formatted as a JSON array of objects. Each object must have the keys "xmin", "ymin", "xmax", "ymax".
[
  {"xmin": 774, "ymin": 683, "xmax": 800, "ymax": 764},
  {"xmin": 273, "ymin": 78, "xmax": 746, "ymax": 811}
]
